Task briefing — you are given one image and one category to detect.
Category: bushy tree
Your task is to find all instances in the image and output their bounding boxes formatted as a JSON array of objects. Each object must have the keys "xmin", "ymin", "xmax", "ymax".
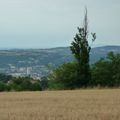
[
  {"xmin": 91, "ymin": 59, "xmax": 113, "ymax": 87},
  {"xmin": 48, "ymin": 62, "xmax": 78, "ymax": 89},
  {"xmin": 9, "ymin": 77, "xmax": 42, "ymax": 91},
  {"xmin": 0, "ymin": 73, "xmax": 12, "ymax": 83},
  {"xmin": 0, "ymin": 81, "xmax": 10, "ymax": 91},
  {"xmin": 30, "ymin": 82, "xmax": 42, "ymax": 91},
  {"xmin": 107, "ymin": 52, "xmax": 120, "ymax": 85},
  {"xmin": 40, "ymin": 76, "xmax": 48, "ymax": 90},
  {"xmin": 91, "ymin": 52, "xmax": 120, "ymax": 87},
  {"xmin": 0, "ymin": 81, "xmax": 6, "ymax": 91}
]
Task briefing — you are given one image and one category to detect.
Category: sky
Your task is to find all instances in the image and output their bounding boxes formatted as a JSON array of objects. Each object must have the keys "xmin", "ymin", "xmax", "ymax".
[{"xmin": 0, "ymin": 0, "xmax": 120, "ymax": 49}]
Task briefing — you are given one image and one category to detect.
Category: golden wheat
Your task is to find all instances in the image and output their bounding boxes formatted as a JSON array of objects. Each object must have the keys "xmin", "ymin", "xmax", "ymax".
[{"xmin": 0, "ymin": 89, "xmax": 120, "ymax": 120}]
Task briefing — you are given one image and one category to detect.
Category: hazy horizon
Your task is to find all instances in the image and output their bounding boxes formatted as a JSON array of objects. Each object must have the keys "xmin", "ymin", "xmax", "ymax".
[
  {"xmin": 0, "ymin": 44, "xmax": 120, "ymax": 50},
  {"xmin": 0, "ymin": 0, "xmax": 120, "ymax": 49}
]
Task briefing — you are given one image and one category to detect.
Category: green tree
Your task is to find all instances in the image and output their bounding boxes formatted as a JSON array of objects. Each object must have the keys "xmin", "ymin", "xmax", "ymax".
[
  {"xmin": 0, "ymin": 81, "xmax": 10, "ymax": 92},
  {"xmin": 30, "ymin": 82, "xmax": 42, "ymax": 91},
  {"xmin": 0, "ymin": 81, "xmax": 6, "ymax": 91},
  {"xmin": 91, "ymin": 58, "xmax": 113, "ymax": 87},
  {"xmin": 70, "ymin": 8, "xmax": 96, "ymax": 87},
  {"xmin": 40, "ymin": 76, "xmax": 48, "ymax": 90},
  {"xmin": 10, "ymin": 77, "xmax": 42, "ymax": 91},
  {"xmin": 0, "ymin": 73, "xmax": 12, "ymax": 83},
  {"xmin": 91, "ymin": 52, "xmax": 120, "ymax": 87},
  {"xmin": 107, "ymin": 52, "xmax": 120, "ymax": 86},
  {"xmin": 48, "ymin": 62, "xmax": 78, "ymax": 90}
]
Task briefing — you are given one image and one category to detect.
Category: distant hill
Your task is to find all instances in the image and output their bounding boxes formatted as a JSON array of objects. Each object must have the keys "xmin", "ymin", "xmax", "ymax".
[
  {"xmin": 90, "ymin": 45, "xmax": 120, "ymax": 63},
  {"xmin": 0, "ymin": 45, "xmax": 120, "ymax": 76}
]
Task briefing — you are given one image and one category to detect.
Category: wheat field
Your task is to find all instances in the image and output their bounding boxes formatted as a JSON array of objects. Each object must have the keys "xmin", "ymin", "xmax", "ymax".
[{"xmin": 0, "ymin": 89, "xmax": 120, "ymax": 120}]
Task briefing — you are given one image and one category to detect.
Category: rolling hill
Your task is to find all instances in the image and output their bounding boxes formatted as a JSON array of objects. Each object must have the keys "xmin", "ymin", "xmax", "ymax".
[{"xmin": 0, "ymin": 45, "xmax": 119, "ymax": 77}]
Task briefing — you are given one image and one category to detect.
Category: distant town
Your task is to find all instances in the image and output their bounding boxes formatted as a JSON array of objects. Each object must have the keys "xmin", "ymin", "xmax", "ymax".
[{"xmin": 0, "ymin": 64, "xmax": 50, "ymax": 80}]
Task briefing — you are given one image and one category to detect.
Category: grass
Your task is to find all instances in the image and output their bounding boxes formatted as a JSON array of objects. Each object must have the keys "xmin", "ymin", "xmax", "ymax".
[{"xmin": 0, "ymin": 89, "xmax": 120, "ymax": 120}]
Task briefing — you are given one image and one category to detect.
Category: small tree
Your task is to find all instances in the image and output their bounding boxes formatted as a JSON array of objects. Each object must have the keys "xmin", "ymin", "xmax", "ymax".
[{"xmin": 70, "ymin": 8, "xmax": 96, "ymax": 87}]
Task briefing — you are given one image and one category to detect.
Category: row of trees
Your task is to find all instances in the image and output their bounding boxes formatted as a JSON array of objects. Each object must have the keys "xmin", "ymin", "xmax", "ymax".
[
  {"xmin": 48, "ymin": 52, "xmax": 120, "ymax": 89},
  {"xmin": 0, "ymin": 75, "xmax": 42, "ymax": 91}
]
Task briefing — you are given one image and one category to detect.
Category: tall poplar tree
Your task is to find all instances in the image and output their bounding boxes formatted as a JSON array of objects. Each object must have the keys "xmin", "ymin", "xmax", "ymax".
[{"xmin": 70, "ymin": 8, "xmax": 96, "ymax": 87}]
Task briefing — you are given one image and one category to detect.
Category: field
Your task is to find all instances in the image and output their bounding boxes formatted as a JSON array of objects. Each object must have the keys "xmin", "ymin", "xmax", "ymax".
[{"xmin": 0, "ymin": 89, "xmax": 120, "ymax": 120}]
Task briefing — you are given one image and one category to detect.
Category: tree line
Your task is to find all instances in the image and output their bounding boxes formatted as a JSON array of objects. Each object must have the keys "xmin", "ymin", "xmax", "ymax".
[
  {"xmin": 48, "ymin": 52, "xmax": 120, "ymax": 89},
  {"xmin": 0, "ymin": 75, "xmax": 43, "ymax": 91}
]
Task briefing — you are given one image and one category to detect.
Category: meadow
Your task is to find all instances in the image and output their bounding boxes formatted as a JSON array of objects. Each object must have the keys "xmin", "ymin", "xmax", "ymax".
[{"xmin": 0, "ymin": 89, "xmax": 120, "ymax": 120}]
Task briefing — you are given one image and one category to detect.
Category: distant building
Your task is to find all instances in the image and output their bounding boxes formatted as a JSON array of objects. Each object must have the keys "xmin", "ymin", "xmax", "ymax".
[{"xmin": 26, "ymin": 67, "xmax": 32, "ymax": 75}]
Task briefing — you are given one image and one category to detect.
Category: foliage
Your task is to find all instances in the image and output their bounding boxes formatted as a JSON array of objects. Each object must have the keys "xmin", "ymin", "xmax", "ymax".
[
  {"xmin": 0, "ymin": 73, "xmax": 12, "ymax": 83},
  {"xmin": 0, "ymin": 81, "xmax": 6, "ymax": 91},
  {"xmin": 48, "ymin": 52, "xmax": 120, "ymax": 89},
  {"xmin": 48, "ymin": 62, "xmax": 78, "ymax": 89},
  {"xmin": 0, "ymin": 81, "xmax": 11, "ymax": 91},
  {"xmin": 91, "ymin": 52, "xmax": 120, "ymax": 87},
  {"xmin": 40, "ymin": 76, "xmax": 48, "ymax": 90},
  {"xmin": 70, "ymin": 8, "xmax": 96, "ymax": 87},
  {"xmin": 9, "ymin": 77, "xmax": 42, "ymax": 91},
  {"xmin": 0, "ymin": 75, "xmax": 42, "ymax": 92},
  {"xmin": 91, "ymin": 59, "xmax": 112, "ymax": 87}
]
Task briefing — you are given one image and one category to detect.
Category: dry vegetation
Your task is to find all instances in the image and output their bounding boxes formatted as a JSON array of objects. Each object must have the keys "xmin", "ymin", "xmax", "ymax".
[{"xmin": 0, "ymin": 89, "xmax": 120, "ymax": 120}]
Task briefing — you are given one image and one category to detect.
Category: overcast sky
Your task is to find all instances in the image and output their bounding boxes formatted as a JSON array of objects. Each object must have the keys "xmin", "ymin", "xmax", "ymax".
[{"xmin": 0, "ymin": 0, "xmax": 119, "ymax": 49}]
